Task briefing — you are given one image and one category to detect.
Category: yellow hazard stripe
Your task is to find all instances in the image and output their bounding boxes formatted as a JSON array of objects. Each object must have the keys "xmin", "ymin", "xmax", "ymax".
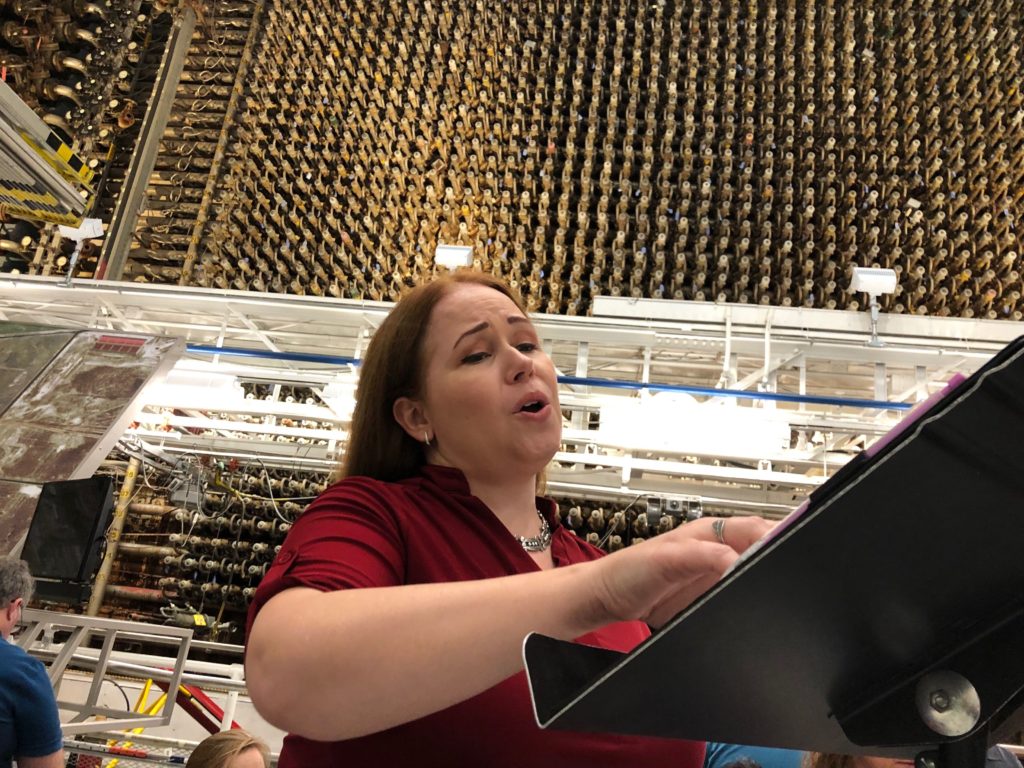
[
  {"xmin": 0, "ymin": 200, "xmax": 81, "ymax": 226},
  {"xmin": 21, "ymin": 131, "xmax": 95, "ymax": 188},
  {"xmin": 0, "ymin": 184, "xmax": 83, "ymax": 225},
  {"xmin": 50, "ymin": 134, "xmax": 94, "ymax": 185},
  {"xmin": 0, "ymin": 185, "xmax": 59, "ymax": 206}
]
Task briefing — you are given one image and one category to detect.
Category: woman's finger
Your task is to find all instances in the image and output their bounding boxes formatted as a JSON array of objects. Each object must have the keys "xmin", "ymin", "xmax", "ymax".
[
  {"xmin": 591, "ymin": 539, "xmax": 737, "ymax": 624},
  {"xmin": 644, "ymin": 568, "xmax": 730, "ymax": 627}
]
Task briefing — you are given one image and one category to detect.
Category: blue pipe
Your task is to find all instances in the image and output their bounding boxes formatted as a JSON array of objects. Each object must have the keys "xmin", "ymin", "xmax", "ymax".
[
  {"xmin": 185, "ymin": 344, "xmax": 914, "ymax": 412},
  {"xmin": 187, "ymin": 344, "xmax": 360, "ymax": 366},
  {"xmin": 557, "ymin": 376, "xmax": 914, "ymax": 411}
]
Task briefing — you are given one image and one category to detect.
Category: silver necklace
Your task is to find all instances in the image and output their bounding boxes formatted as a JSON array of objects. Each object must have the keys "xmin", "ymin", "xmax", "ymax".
[{"xmin": 517, "ymin": 509, "xmax": 552, "ymax": 552}]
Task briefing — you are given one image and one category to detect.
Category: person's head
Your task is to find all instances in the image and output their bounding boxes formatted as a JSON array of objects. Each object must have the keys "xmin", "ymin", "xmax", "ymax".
[
  {"xmin": 723, "ymin": 759, "xmax": 762, "ymax": 768},
  {"xmin": 0, "ymin": 557, "xmax": 33, "ymax": 639},
  {"xmin": 186, "ymin": 729, "xmax": 270, "ymax": 768},
  {"xmin": 342, "ymin": 270, "xmax": 561, "ymax": 488},
  {"xmin": 805, "ymin": 754, "xmax": 911, "ymax": 768}
]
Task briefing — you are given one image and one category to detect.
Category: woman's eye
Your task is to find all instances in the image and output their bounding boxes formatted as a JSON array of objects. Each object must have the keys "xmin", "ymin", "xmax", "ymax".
[
  {"xmin": 517, "ymin": 343, "xmax": 538, "ymax": 353},
  {"xmin": 461, "ymin": 352, "xmax": 489, "ymax": 364}
]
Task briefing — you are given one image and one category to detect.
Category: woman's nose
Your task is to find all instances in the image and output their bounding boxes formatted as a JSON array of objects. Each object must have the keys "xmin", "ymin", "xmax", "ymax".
[{"xmin": 507, "ymin": 347, "xmax": 535, "ymax": 382}]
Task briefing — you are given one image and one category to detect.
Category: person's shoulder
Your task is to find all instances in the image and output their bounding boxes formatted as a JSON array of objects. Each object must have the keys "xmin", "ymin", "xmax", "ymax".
[
  {"xmin": 307, "ymin": 475, "xmax": 407, "ymax": 505},
  {"xmin": 298, "ymin": 475, "xmax": 418, "ymax": 523},
  {"xmin": 318, "ymin": 474, "xmax": 395, "ymax": 498},
  {"xmin": 317, "ymin": 475, "xmax": 417, "ymax": 504},
  {"xmin": 986, "ymin": 746, "xmax": 1021, "ymax": 768},
  {"xmin": 0, "ymin": 642, "xmax": 50, "ymax": 684},
  {"xmin": 0, "ymin": 638, "xmax": 32, "ymax": 664},
  {"xmin": 705, "ymin": 743, "xmax": 805, "ymax": 768}
]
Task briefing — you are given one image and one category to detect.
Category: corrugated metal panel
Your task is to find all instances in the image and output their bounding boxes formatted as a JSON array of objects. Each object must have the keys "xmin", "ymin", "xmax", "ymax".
[
  {"xmin": 0, "ymin": 328, "xmax": 182, "ymax": 483},
  {"xmin": 0, "ymin": 479, "xmax": 42, "ymax": 556},
  {"xmin": 0, "ymin": 326, "xmax": 75, "ymax": 416}
]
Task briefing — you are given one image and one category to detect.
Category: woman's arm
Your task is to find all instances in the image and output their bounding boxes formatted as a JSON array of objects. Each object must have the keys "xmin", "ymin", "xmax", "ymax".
[{"xmin": 246, "ymin": 531, "xmax": 736, "ymax": 741}]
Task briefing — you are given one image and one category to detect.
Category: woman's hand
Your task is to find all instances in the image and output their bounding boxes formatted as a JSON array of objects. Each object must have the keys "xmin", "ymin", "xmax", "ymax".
[
  {"xmin": 666, "ymin": 514, "xmax": 775, "ymax": 554},
  {"xmin": 705, "ymin": 515, "xmax": 776, "ymax": 553},
  {"xmin": 586, "ymin": 528, "xmax": 738, "ymax": 629},
  {"xmin": 583, "ymin": 515, "xmax": 775, "ymax": 629}
]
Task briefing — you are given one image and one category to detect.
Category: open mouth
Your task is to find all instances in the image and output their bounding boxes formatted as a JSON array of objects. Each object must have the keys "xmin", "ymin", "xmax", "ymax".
[{"xmin": 517, "ymin": 400, "xmax": 546, "ymax": 414}]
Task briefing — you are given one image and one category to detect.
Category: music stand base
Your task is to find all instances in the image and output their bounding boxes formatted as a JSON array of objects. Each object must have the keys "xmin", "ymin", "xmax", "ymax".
[{"xmin": 916, "ymin": 728, "xmax": 988, "ymax": 768}]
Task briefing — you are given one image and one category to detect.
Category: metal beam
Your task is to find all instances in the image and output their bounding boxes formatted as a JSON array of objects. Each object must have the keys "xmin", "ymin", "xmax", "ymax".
[
  {"xmin": 180, "ymin": 0, "xmax": 268, "ymax": 284},
  {"xmin": 18, "ymin": 609, "xmax": 192, "ymax": 736},
  {"xmin": 593, "ymin": 295, "xmax": 1024, "ymax": 348},
  {"xmin": 99, "ymin": 7, "xmax": 197, "ymax": 280}
]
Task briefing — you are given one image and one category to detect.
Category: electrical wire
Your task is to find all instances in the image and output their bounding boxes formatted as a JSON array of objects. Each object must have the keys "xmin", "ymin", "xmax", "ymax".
[
  {"xmin": 596, "ymin": 493, "xmax": 645, "ymax": 549},
  {"xmin": 104, "ymin": 678, "xmax": 131, "ymax": 711},
  {"xmin": 252, "ymin": 457, "xmax": 295, "ymax": 525}
]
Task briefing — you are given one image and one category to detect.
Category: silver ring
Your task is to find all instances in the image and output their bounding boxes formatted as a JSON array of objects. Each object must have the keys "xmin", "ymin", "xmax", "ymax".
[{"xmin": 712, "ymin": 518, "xmax": 727, "ymax": 545}]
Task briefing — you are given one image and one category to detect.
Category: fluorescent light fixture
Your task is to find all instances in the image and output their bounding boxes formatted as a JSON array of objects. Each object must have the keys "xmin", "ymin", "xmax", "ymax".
[
  {"xmin": 57, "ymin": 218, "xmax": 103, "ymax": 241},
  {"xmin": 321, "ymin": 370, "xmax": 359, "ymax": 420},
  {"xmin": 850, "ymin": 267, "xmax": 898, "ymax": 296},
  {"xmin": 141, "ymin": 362, "xmax": 244, "ymax": 407},
  {"xmin": 851, "ymin": 267, "xmax": 898, "ymax": 347},
  {"xmin": 598, "ymin": 392, "xmax": 791, "ymax": 460},
  {"xmin": 435, "ymin": 243, "xmax": 473, "ymax": 270}
]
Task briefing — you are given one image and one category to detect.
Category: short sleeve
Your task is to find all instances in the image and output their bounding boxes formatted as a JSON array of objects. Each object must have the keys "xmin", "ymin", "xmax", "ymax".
[
  {"xmin": 14, "ymin": 657, "xmax": 63, "ymax": 758},
  {"xmin": 246, "ymin": 477, "xmax": 407, "ymax": 636},
  {"xmin": 986, "ymin": 746, "xmax": 1022, "ymax": 768},
  {"xmin": 705, "ymin": 743, "xmax": 806, "ymax": 768}
]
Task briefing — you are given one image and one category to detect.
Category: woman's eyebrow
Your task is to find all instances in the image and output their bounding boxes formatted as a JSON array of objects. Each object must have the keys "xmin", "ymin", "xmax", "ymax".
[
  {"xmin": 453, "ymin": 321, "xmax": 488, "ymax": 349},
  {"xmin": 453, "ymin": 315, "xmax": 531, "ymax": 349}
]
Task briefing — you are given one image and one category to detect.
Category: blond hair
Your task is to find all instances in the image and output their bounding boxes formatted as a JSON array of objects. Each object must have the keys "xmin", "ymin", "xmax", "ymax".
[
  {"xmin": 186, "ymin": 730, "xmax": 270, "ymax": 768},
  {"xmin": 805, "ymin": 754, "xmax": 855, "ymax": 768}
]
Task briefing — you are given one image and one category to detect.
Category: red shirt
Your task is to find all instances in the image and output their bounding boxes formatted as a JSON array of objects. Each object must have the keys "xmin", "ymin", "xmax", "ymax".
[{"xmin": 247, "ymin": 465, "xmax": 704, "ymax": 768}]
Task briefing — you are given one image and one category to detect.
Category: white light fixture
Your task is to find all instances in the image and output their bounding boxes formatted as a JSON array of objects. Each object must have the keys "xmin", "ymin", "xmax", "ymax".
[
  {"xmin": 598, "ymin": 392, "xmax": 791, "ymax": 460},
  {"xmin": 57, "ymin": 217, "xmax": 103, "ymax": 285},
  {"xmin": 851, "ymin": 267, "xmax": 898, "ymax": 347},
  {"xmin": 141, "ymin": 362, "xmax": 244, "ymax": 408},
  {"xmin": 320, "ymin": 368, "xmax": 359, "ymax": 420},
  {"xmin": 434, "ymin": 243, "xmax": 473, "ymax": 270}
]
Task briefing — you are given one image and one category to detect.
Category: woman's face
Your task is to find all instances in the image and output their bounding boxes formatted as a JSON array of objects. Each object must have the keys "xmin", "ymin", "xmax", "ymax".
[{"xmin": 399, "ymin": 283, "xmax": 562, "ymax": 484}]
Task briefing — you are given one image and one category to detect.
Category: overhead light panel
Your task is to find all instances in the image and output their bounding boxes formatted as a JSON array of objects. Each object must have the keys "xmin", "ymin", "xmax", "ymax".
[
  {"xmin": 435, "ymin": 244, "xmax": 473, "ymax": 270},
  {"xmin": 851, "ymin": 267, "xmax": 898, "ymax": 348}
]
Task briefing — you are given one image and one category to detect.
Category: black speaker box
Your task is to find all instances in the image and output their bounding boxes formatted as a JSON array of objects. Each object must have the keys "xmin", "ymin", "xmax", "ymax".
[{"xmin": 22, "ymin": 475, "xmax": 115, "ymax": 604}]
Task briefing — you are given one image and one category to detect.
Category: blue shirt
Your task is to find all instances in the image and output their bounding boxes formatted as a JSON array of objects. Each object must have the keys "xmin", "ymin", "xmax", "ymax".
[
  {"xmin": 0, "ymin": 640, "xmax": 62, "ymax": 768},
  {"xmin": 705, "ymin": 742, "xmax": 805, "ymax": 768}
]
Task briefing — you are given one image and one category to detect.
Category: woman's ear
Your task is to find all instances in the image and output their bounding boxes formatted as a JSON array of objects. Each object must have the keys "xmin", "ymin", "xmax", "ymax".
[{"xmin": 393, "ymin": 397, "xmax": 432, "ymax": 442}]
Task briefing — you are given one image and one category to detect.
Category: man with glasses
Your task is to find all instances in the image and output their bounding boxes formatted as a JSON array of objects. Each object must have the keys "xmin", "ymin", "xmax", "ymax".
[{"xmin": 0, "ymin": 557, "xmax": 63, "ymax": 768}]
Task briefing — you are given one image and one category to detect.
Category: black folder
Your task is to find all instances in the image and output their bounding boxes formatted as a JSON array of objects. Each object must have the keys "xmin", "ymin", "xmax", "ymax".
[{"xmin": 524, "ymin": 336, "xmax": 1024, "ymax": 758}]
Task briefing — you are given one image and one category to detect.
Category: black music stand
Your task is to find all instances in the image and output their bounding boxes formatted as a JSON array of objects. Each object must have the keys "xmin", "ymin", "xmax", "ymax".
[{"xmin": 525, "ymin": 336, "xmax": 1024, "ymax": 768}]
